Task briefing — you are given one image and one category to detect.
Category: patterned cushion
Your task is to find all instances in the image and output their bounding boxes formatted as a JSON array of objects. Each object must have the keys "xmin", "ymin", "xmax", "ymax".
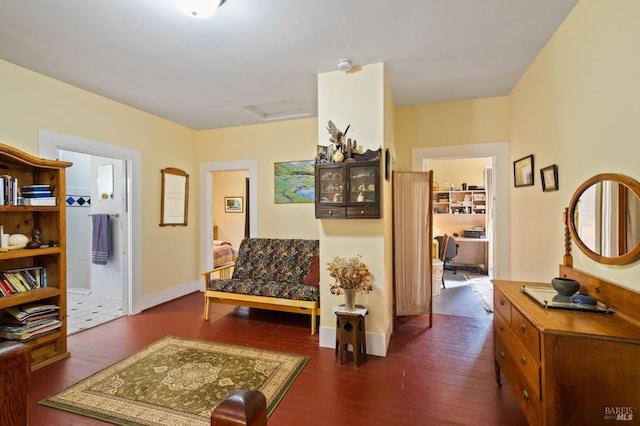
[
  {"xmin": 207, "ymin": 279, "xmax": 319, "ymax": 302},
  {"xmin": 232, "ymin": 238, "xmax": 318, "ymax": 283},
  {"xmin": 208, "ymin": 238, "xmax": 320, "ymax": 302}
]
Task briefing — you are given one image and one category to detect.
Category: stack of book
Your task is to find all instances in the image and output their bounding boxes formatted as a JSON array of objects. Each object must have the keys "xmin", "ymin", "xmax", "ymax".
[
  {"xmin": 22, "ymin": 184, "xmax": 56, "ymax": 206},
  {"xmin": 0, "ymin": 267, "xmax": 46, "ymax": 296},
  {"xmin": 0, "ymin": 304, "xmax": 61, "ymax": 341}
]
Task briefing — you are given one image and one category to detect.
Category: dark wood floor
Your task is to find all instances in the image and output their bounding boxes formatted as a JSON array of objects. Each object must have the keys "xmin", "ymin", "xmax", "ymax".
[{"xmin": 29, "ymin": 292, "xmax": 528, "ymax": 425}]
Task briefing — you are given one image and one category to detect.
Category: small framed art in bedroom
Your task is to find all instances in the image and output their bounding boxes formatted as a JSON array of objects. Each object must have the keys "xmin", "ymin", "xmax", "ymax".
[{"xmin": 224, "ymin": 196, "xmax": 243, "ymax": 213}]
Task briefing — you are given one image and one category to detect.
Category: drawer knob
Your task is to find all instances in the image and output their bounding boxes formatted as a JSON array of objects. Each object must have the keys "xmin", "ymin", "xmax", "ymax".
[
  {"xmin": 500, "ymin": 351, "xmax": 505, "ymax": 359},
  {"xmin": 500, "ymin": 299, "xmax": 505, "ymax": 306},
  {"xmin": 329, "ymin": 211, "xmax": 333, "ymax": 216},
  {"xmin": 522, "ymin": 390, "xmax": 529, "ymax": 401},
  {"xmin": 360, "ymin": 210, "xmax": 365, "ymax": 215},
  {"xmin": 499, "ymin": 324, "xmax": 504, "ymax": 331},
  {"xmin": 520, "ymin": 323, "xmax": 526, "ymax": 332},
  {"xmin": 520, "ymin": 355, "xmax": 526, "ymax": 365}
]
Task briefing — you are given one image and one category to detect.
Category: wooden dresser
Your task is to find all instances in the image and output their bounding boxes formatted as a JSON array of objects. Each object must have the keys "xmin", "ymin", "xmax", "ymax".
[{"xmin": 493, "ymin": 276, "xmax": 640, "ymax": 425}]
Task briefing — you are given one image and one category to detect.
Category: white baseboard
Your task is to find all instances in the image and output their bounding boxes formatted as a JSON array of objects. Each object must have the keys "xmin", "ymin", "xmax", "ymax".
[{"xmin": 138, "ymin": 280, "xmax": 200, "ymax": 312}]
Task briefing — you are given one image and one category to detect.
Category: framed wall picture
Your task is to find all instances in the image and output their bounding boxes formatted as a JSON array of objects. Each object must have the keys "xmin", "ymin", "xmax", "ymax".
[
  {"xmin": 224, "ymin": 196, "xmax": 243, "ymax": 213},
  {"xmin": 540, "ymin": 164, "xmax": 559, "ymax": 192},
  {"xmin": 274, "ymin": 160, "xmax": 315, "ymax": 203},
  {"xmin": 513, "ymin": 154, "xmax": 534, "ymax": 187},
  {"xmin": 160, "ymin": 167, "xmax": 189, "ymax": 226},
  {"xmin": 316, "ymin": 145, "xmax": 329, "ymax": 163}
]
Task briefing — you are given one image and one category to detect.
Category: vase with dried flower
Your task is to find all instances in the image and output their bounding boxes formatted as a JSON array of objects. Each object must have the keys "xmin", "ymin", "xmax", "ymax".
[{"xmin": 327, "ymin": 255, "xmax": 372, "ymax": 310}]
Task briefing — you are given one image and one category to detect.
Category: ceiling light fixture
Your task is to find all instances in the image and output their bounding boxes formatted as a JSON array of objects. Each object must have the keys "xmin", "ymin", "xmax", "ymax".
[
  {"xmin": 173, "ymin": 0, "xmax": 227, "ymax": 19},
  {"xmin": 336, "ymin": 58, "xmax": 353, "ymax": 72}
]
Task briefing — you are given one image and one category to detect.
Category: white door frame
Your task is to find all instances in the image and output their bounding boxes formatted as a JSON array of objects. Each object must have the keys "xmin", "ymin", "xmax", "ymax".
[
  {"xmin": 412, "ymin": 142, "xmax": 510, "ymax": 279},
  {"xmin": 39, "ymin": 130, "xmax": 142, "ymax": 314},
  {"xmin": 199, "ymin": 160, "xmax": 258, "ymax": 275}
]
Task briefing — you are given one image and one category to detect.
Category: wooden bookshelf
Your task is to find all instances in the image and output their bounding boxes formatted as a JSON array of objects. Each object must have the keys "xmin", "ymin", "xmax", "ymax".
[{"xmin": 0, "ymin": 142, "xmax": 72, "ymax": 370}]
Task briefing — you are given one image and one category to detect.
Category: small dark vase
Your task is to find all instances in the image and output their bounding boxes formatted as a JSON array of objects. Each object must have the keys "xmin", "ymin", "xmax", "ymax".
[
  {"xmin": 551, "ymin": 277, "xmax": 580, "ymax": 296},
  {"xmin": 26, "ymin": 237, "xmax": 41, "ymax": 249}
]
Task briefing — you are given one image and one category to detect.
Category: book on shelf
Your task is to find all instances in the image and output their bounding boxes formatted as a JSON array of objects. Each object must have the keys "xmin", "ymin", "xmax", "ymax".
[
  {"xmin": 0, "ymin": 273, "xmax": 23, "ymax": 293},
  {"xmin": 0, "ymin": 278, "xmax": 12, "ymax": 296},
  {"xmin": 23, "ymin": 197, "xmax": 56, "ymax": 206},
  {"xmin": 1, "ymin": 304, "xmax": 61, "ymax": 340},
  {"xmin": 6, "ymin": 267, "xmax": 43, "ymax": 288},
  {"xmin": 1, "ymin": 309, "xmax": 58, "ymax": 325},
  {"xmin": 2, "ymin": 272, "xmax": 29, "ymax": 292},
  {"xmin": 22, "ymin": 191, "xmax": 53, "ymax": 198},
  {"xmin": 0, "ymin": 175, "xmax": 18, "ymax": 206},
  {"xmin": 0, "ymin": 318, "xmax": 61, "ymax": 341},
  {"xmin": 3, "ymin": 304, "xmax": 60, "ymax": 322},
  {"xmin": 21, "ymin": 184, "xmax": 51, "ymax": 192},
  {"xmin": 0, "ymin": 267, "xmax": 46, "ymax": 296}
]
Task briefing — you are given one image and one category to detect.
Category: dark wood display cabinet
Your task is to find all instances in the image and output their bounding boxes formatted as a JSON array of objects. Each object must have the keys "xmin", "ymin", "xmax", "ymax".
[{"xmin": 315, "ymin": 160, "xmax": 380, "ymax": 219}]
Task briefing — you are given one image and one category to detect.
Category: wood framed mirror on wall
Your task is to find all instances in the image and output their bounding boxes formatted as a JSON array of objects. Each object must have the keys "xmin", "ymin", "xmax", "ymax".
[
  {"xmin": 567, "ymin": 173, "xmax": 640, "ymax": 265},
  {"xmin": 160, "ymin": 167, "xmax": 189, "ymax": 226}
]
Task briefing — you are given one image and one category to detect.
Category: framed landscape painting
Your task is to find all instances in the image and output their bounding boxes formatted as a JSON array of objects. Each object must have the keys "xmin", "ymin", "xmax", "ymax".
[
  {"xmin": 274, "ymin": 160, "xmax": 315, "ymax": 203},
  {"xmin": 224, "ymin": 196, "xmax": 243, "ymax": 213}
]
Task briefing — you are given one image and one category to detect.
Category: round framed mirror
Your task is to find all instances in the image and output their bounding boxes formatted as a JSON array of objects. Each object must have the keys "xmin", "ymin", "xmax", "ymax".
[{"xmin": 568, "ymin": 173, "xmax": 640, "ymax": 265}]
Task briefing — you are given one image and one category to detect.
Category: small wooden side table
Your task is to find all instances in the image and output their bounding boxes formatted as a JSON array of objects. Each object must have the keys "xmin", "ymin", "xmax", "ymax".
[{"xmin": 333, "ymin": 305, "xmax": 368, "ymax": 367}]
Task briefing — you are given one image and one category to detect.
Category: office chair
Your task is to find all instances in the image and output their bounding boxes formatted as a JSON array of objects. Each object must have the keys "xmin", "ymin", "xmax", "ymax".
[{"xmin": 435, "ymin": 235, "xmax": 459, "ymax": 288}]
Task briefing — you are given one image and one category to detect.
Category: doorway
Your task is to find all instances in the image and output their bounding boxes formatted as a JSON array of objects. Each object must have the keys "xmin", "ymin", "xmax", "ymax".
[
  {"xmin": 60, "ymin": 151, "xmax": 126, "ymax": 333},
  {"xmin": 212, "ymin": 170, "xmax": 249, "ymax": 248},
  {"xmin": 413, "ymin": 142, "xmax": 509, "ymax": 318},
  {"xmin": 38, "ymin": 130, "xmax": 143, "ymax": 324},
  {"xmin": 412, "ymin": 142, "xmax": 510, "ymax": 280},
  {"xmin": 429, "ymin": 157, "xmax": 493, "ymax": 276},
  {"xmin": 199, "ymin": 160, "xmax": 258, "ymax": 274}
]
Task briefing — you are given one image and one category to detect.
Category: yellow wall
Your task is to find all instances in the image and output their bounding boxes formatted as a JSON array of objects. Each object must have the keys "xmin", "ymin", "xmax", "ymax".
[
  {"xmin": 509, "ymin": 0, "xmax": 640, "ymax": 287},
  {"xmin": 429, "ymin": 157, "xmax": 492, "ymax": 191},
  {"xmin": 395, "ymin": 97, "xmax": 509, "ymax": 170},
  {"xmin": 197, "ymin": 119, "xmax": 319, "ymax": 239},
  {"xmin": 0, "ymin": 59, "xmax": 199, "ymax": 298}
]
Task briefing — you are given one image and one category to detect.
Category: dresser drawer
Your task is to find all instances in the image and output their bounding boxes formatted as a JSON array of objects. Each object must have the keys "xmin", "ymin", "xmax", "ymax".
[
  {"xmin": 495, "ymin": 345, "xmax": 542, "ymax": 426},
  {"xmin": 494, "ymin": 311, "xmax": 510, "ymax": 338},
  {"xmin": 494, "ymin": 317, "xmax": 541, "ymax": 397},
  {"xmin": 511, "ymin": 308, "xmax": 541, "ymax": 361},
  {"xmin": 494, "ymin": 288, "xmax": 512, "ymax": 323},
  {"xmin": 494, "ymin": 326, "xmax": 510, "ymax": 368}
]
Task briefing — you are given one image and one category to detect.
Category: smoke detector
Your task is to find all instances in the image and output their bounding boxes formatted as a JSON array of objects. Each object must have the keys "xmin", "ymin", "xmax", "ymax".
[{"xmin": 336, "ymin": 58, "xmax": 353, "ymax": 72}]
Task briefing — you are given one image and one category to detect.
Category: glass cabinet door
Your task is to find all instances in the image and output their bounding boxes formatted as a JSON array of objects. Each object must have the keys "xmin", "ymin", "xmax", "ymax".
[
  {"xmin": 349, "ymin": 164, "xmax": 377, "ymax": 204},
  {"xmin": 318, "ymin": 166, "xmax": 344, "ymax": 204}
]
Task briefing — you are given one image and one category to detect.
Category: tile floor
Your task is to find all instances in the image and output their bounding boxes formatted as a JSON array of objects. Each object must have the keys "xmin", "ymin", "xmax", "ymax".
[{"xmin": 67, "ymin": 300, "xmax": 124, "ymax": 335}]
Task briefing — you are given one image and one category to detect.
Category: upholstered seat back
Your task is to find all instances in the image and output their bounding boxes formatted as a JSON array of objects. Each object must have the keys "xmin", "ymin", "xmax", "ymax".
[{"xmin": 232, "ymin": 238, "xmax": 319, "ymax": 284}]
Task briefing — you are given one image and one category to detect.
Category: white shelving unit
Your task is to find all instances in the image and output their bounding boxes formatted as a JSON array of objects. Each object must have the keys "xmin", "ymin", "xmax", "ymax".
[{"xmin": 433, "ymin": 190, "xmax": 486, "ymax": 215}]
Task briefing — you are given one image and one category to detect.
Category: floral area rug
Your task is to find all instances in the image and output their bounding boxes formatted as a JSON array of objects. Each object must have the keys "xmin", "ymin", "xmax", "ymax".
[
  {"xmin": 40, "ymin": 336, "xmax": 309, "ymax": 425},
  {"xmin": 465, "ymin": 275, "xmax": 494, "ymax": 313}
]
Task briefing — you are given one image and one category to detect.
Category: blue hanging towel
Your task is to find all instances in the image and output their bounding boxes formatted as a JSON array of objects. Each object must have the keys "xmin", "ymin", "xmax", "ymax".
[{"xmin": 91, "ymin": 214, "xmax": 111, "ymax": 265}]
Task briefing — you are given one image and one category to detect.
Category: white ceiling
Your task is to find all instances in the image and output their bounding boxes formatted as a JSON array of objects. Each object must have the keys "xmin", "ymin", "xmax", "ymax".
[{"xmin": 0, "ymin": 0, "xmax": 578, "ymax": 130}]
